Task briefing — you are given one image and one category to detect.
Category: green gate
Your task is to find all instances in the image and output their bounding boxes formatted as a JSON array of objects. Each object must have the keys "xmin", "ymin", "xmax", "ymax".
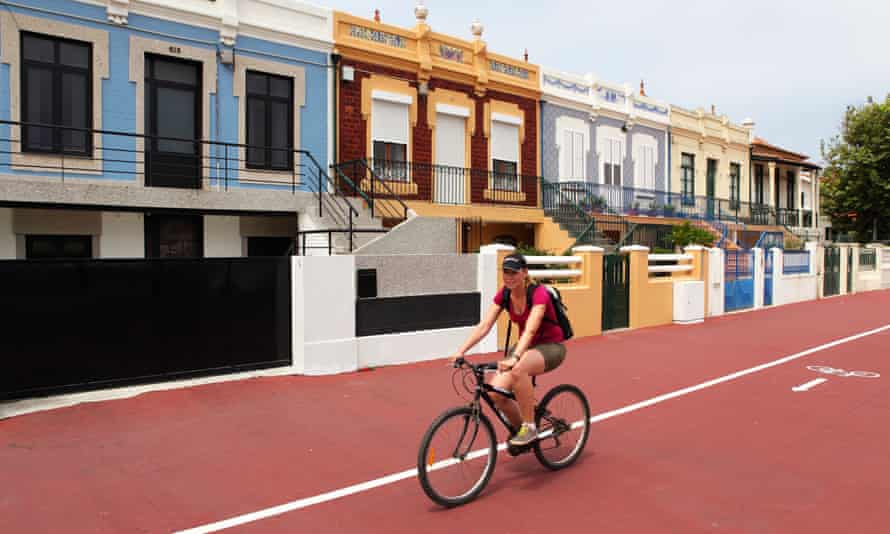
[
  {"xmin": 824, "ymin": 247, "xmax": 841, "ymax": 296},
  {"xmin": 602, "ymin": 254, "xmax": 630, "ymax": 331}
]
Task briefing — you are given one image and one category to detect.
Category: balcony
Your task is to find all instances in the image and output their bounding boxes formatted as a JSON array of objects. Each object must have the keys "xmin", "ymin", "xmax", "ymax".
[
  {"xmin": 332, "ymin": 159, "xmax": 541, "ymax": 208},
  {"xmin": 542, "ymin": 181, "xmax": 778, "ymax": 226},
  {"xmin": 0, "ymin": 119, "xmax": 330, "ymax": 194}
]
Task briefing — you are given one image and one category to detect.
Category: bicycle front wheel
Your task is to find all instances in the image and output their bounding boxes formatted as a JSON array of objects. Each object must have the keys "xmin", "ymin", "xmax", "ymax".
[
  {"xmin": 417, "ymin": 406, "xmax": 498, "ymax": 507},
  {"xmin": 534, "ymin": 384, "xmax": 590, "ymax": 470}
]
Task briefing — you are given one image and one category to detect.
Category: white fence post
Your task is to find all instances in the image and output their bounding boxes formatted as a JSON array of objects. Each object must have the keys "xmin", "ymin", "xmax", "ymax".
[
  {"xmin": 772, "ymin": 247, "xmax": 783, "ymax": 305},
  {"xmin": 708, "ymin": 247, "xmax": 724, "ymax": 317},
  {"xmin": 478, "ymin": 244, "xmax": 514, "ymax": 354},
  {"xmin": 753, "ymin": 247, "xmax": 764, "ymax": 309},
  {"xmin": 838, "ymin": 244, "xmax": 849, "ymax": 295}
]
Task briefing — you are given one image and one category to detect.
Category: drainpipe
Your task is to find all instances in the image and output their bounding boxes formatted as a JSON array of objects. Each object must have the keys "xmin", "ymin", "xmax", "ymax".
[
  {"xmin": 666, "ymin": 127, "xmax": 672, "ymax": 197},
  {"xmin": 330, "ymin": 53, "xmax": 341, "ymax": 185}
]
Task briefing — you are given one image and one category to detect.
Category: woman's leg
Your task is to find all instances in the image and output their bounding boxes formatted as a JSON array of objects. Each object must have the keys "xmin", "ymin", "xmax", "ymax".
[
  {"xmin": 509, "ymin": 349, "xmax": 547, "ymax": 424},
  {"xmin": 489, "ymin": 372, "xmax": 522, "ymax": 430}
]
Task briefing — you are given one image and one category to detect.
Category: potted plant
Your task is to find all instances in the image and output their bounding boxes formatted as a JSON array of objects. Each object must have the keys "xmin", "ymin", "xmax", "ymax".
[
  {"xmin": 628, "ymin": 201, "xmax": 640, "ymax": 216},
  {"xmin": 663, "ymin": 204, "xmax": 675, "ymax": 217}
]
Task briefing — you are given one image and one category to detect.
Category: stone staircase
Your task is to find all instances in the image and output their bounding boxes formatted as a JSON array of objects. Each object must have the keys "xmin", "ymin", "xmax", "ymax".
[
  {"xmin": 300, "ymin": 194, "xmax": 386, "ymax": 255},
  {"xmin": 546, "ymin": 209, "xmax": 619, "ymax": 253}
]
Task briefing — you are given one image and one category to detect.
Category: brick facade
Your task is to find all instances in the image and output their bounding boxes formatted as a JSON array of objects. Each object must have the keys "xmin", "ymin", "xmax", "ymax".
[{"xmin": 338, "ymin": 59, "xmax": 538, "ymax": 206}]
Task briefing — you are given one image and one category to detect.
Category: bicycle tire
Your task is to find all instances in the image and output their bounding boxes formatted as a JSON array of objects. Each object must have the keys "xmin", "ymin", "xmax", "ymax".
[
  {"xmin": 533, "ymin": 384, "xmax": 590, "ymax": 470},
  {"xmin": 417, "ymin": 406, "xmax": 498, "ymax": 507}
]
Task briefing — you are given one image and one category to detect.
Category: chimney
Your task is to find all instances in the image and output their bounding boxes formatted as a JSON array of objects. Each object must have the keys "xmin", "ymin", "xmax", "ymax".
[
  {"xmin": 374, "ymin": 9, "xmax": 380, "ymax": 22},
  {"xmin": 711, "ymin": 104, "xmax": 716, "ymax": 115},
  {"xmin": 524, "ymin": 48, "xmax": 528, "ymax": 62},
  {"xmin": 639, "ymin": 79, "xmax": 646, "ymax": 96}
]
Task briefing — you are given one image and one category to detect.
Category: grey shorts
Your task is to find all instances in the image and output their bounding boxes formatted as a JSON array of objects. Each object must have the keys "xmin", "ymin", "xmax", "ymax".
[{"xmin": 510, "ymin": 343, "xmax": 567, "ymax": 372}]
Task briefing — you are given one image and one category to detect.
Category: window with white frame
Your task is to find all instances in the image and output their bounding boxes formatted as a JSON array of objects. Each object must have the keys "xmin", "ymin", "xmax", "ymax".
[
  {"xmin": 560, "ymin": 130, "xmax": 586, "ymax": 181},
  {"xmin": 491, "ymin": 114, "xmax": 520, "ymax": 191},
  {"xmin": 632, "ymin": 134, "xmax": 657, "ymax": 191},
  {"xmin": 371, "ymin": 92, "xmax": 411, "ymax": 182},
  {"xmin": 556, "ymin": 115, "xmax": 588, "ymax": 182},
  {"xmin": 601, "ymin": 137, "xmax": 623, "ymax": 186}
]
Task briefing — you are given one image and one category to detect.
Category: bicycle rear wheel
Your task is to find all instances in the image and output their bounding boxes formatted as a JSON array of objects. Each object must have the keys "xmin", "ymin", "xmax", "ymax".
[
  {"xmin": 417, "ymin": 406, "xmax": 497, "ymax": 507},
  {"xmin": 534, "ymin": 384, "xmax": 590, "ymax": 470}
]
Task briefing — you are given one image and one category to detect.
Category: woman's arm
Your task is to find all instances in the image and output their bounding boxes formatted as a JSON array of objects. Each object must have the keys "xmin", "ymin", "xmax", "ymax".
[{"xmin": 450, "ymin": 302, "xmax": 503, "ymax": 360}]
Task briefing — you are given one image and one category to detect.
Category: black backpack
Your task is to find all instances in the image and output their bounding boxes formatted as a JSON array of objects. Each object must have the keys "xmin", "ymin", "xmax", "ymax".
[{"xmin": 500, "ymin": 283, "xmax": 574, "ymax": 354}]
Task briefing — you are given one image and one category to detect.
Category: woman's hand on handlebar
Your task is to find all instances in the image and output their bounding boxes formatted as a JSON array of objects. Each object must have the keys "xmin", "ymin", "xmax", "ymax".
[
  {"xmin": 497, "ymin": 356, "xmax": 518, "ymax": 373},
  {"xmin": 448, "ymin": 354, "xmax": 466, "ymax": 367}
]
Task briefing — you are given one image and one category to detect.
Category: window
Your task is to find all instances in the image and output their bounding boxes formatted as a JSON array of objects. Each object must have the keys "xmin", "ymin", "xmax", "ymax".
[
  {"xmin": 730, "ymin": 163, "xmax": 741, "ymax": 209},
  {"xmin": 602, "ymin": 138, "xmax": 623, "ymax": 186},
  {"xmin": 372, "ymin": 141, "xmax": 408, "ymax": 181},
  {"xmin": 26, "ymin": 235, "xmax": 92, "ymax": 259},
  {"xmin": 491, "ymin": 117, "xmax": 520, "ymax": 192},
  {"xmin": 492, "ymin": 159, "xmax": 518, "ymax": 191},
  {"xmin": 246, "ymin": 71, "xmax": 293, "ymax": 170},
  {"xmin": 635, "ymin": 143, "xmax": 656, "ymax": 191},
  {"xmin": 145, "ymin": 214, "xmax": 203, "ymax": 258},
  {"xmin": 561, "ymin": 130, "xmax": 585, "ymax": 180},
  {"xmin": 145, "ymin": 54, "xmax": 202, "ymax": 188},
  {"xmin": 681, "ymin": 153, "xmax": 695, "ymax": 205},
  {"xmin": 371, "ymin": 95, "xmax": 411, "ymax": 182},
  {"xmin": 786, "ymin": 170, "xmax": 795, "ymax": 209},
  {"xmin": 21, "ymin": 32, "xmax": 92, "ymax": 155}
]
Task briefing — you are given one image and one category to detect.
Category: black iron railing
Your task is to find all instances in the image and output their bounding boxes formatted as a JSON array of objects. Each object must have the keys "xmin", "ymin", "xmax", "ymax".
[
  {"xmin": 293, "ymin": 229, "xmax": 388, "ymax": 256},
  {"xmin": 0, "ymin": 119, "xmax": 372, "ymax": 247}
]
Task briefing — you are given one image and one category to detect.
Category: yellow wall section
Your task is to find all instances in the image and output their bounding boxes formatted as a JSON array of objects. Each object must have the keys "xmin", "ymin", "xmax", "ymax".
[
  {"xmin": 493, "ymin": 248, "xmax": 603, "ymax": 351},
  {"xmin": 626, "ymin": 247, "xmax": 708, "ymax": 330}
]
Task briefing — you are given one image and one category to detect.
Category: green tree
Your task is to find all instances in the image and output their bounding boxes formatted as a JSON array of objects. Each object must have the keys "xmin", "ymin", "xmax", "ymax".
[
  {"xmin": 671, "ymin": 221, "xmax": 716, "ymax": 248},
  {"xmin": 821, "ymin": 95, "xmax": 890, "ymax": 241}
]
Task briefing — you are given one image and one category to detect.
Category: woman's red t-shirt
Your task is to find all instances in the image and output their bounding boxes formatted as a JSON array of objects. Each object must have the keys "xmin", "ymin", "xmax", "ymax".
[{"xmin": 493, "ymin": 285, "xmax": 565, "ymax": 346}]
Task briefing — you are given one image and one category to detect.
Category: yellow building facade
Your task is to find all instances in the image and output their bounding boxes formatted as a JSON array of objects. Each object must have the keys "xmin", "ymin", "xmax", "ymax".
[{"xmin": 669, "ymin": 106, "xmax": 752, "ymax": 210}]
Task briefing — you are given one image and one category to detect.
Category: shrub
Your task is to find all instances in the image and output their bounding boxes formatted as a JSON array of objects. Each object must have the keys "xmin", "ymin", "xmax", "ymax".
[{"xmin": 671, "ymin": 221, "xmax": 716, "ymax": 248}]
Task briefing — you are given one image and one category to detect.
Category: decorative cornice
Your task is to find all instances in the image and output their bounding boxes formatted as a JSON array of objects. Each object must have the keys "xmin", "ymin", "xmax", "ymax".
[
  {"xmin": 542, "ymin": 74, "xmax": 589, "ymax": 95},
  {"xmin": 633, "ymin": 100, "xmax": 668, "ymax": 116}
]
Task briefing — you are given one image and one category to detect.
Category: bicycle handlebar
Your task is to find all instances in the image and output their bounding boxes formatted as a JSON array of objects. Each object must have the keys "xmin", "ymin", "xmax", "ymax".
[{"xmin": 453, "ymin": 357, "xmax": 499, "ymax": 372}]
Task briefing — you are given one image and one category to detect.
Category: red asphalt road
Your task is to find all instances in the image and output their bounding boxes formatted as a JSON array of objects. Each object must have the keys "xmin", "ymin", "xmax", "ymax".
[{"xmin": 2, "ymin": 290, "xmax": 889, "ymax": 533}]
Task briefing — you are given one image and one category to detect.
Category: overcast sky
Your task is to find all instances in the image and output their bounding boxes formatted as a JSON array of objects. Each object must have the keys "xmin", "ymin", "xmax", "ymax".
[{"xmin": 325, "ymin": 0, "xmax": 890, "ymax": 163}]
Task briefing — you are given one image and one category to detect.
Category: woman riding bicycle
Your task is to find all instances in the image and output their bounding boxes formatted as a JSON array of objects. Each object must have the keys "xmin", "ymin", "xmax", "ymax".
[{"xmin": 449, "ymin": 253, "xmax": 566, "ymax": 447}]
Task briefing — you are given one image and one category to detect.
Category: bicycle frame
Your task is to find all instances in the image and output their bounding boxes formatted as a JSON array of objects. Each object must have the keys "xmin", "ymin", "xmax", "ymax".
[{"xmin": 461, "ymin": 361, "xmax": 520, "ymax": 435}]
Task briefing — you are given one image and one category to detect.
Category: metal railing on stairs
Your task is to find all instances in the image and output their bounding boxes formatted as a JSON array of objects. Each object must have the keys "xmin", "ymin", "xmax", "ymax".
[{"xmin": 331, "ymin": 160, "xmax": 412, "ymax": 225}]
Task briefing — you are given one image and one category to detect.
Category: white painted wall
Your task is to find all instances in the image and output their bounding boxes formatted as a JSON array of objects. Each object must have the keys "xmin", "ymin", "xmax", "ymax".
[
  {"xmin": 292, "ymin": 255, "xmax": 358, "ymax": 374},
  {"xmin": 856, "ymin": 269, "xmax": 882, "ymax": 293},
  {"xmin": 0, "ymin": 208, "xmax": 15, "ymax": 259},
  {"xmin": 358, "ymin": 327, "xmax": 477, "ymax": 368},
  {"xmin": 707, "ymin": 247, "xmax": 724, "ymax": 317},
  {"xmin": 290, "ymin": 249, "xmax": 502, "ymax": 375},
  {"xmin": 99, "ymin": 212, "xmax": 144, "ymax": 258},
  {"xmin": 772, "ymin": 249, "xmax": 819, "ymax": 306},
  {"xmin": 204, "ymin": 215, "xmax": 242, "ymax": 257}
]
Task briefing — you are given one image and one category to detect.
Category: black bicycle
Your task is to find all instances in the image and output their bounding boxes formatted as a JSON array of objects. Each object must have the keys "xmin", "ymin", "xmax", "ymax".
[{"xmin": 417, "ymin": 357, "xmax": 590, "ymax": 507}]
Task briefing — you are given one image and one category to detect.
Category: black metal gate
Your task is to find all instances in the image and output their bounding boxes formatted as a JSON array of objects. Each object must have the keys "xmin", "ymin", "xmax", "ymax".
[
  {"xmin": 847, "ymin": 247, "xmax": 853, "ymax": 293},
  {"xmin": 0, "ymin": 257, "xmax": 292, "ymax": 400},
  {"xmin": 602, "ymin": 254, "xmax": 630, "ymax": 331},
  {"xmin": 824, "ymin": 247, "xmax": 841, "ymax": 296}
]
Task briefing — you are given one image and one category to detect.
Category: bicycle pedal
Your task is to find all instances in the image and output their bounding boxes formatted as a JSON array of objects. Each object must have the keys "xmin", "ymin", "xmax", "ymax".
[{"xmin": 506, "ymin": 442, "xmax": 533, "ymax": 456}]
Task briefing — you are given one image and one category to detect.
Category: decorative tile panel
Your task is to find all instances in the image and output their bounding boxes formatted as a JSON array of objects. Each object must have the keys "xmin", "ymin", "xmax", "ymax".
[
  {"xmin": 543, "ymin": 75, "xmax": 589, "ymax": 95},
  {"xmin": 489, "ymin": 59, "xmax": 529, "ymax": 80},
  {"xmin": 437, "ymin": 43, "xmax": 464, "ymax": 63},
  {"xmin": 349, "ymin": 25, "xmax": 408, "ymax": 48}
]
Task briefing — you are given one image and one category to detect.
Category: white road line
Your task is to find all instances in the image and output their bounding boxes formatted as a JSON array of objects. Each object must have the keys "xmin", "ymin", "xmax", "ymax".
[
  {"xmin": 792, "ymin": 378, "xmax": 828, "ymax": 392},
  {"xmin": 174, "ymin": 323, "xmax": 890, "ymax": 534}
]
